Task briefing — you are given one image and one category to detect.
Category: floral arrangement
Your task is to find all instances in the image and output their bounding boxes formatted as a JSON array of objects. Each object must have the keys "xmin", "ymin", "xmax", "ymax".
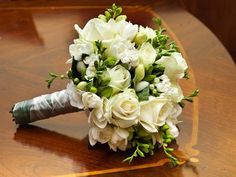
[{"xmin": 11, "ymin": 4, "xmax": 198, "ymax": 165}]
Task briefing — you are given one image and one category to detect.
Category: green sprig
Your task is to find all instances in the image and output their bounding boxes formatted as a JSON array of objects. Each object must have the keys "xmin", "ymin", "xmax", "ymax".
[
  {"xmin": 46, "ymin": 72, "xmax": 68, "ymax": 88},
  {"xmin": 179, "ymin": 89, "xmax": 199, "ymax": 108},
  {"xmin": 159, "ymin": 124, "xmax": 180, "ymax": 166}
]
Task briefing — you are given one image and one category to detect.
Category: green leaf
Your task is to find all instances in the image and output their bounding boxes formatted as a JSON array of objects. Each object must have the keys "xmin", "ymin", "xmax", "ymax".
[
  {"xmin": 100, "ymin": 87, "xmax": 113, "ymax": 98},
  {"xmin": 137, "ymin": 86, "xmax": 149, "ymax": 101}
]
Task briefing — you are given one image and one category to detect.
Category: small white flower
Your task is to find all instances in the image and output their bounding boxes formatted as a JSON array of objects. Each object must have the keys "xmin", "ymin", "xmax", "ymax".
[
  {"xmin": 83, "ymin": 53, "xmax": 99, "ymax": 65},
  {"xmin": 69, "ymin": 39, "xmax": 94, "ymax": 61},
  {"xmin": 139, "ymin": 42, "xmax": 157, "ymax": 66},
  {"xmin": 108, "ymin": 127, "xmax": 130, "ymax": 151},
  {"xmin": 89, "ymin": 125, "xmax": 113, "ymax": 145},
  {"xmin": 155, "ymin": 75, "xmax": 184, "ymax": 103},
  {"xmin": 88, "ymin": 125, "xmax": 129, "ymax": 151},
  {"xmin": 75, "ymin": 18, "xmax": 115, "ymax": 41},
  {"xmin": 114, "ymin": 19, "xmax": 138, "ymax": 41},
  {"xmin": 139, "ymin": 26, "xmax": 156, "ymax": 39},
  {"xmin": 156, "ymin": 52, "xmax": 188, "ymax": 82},
  {"xmin": 109, "ymin": 89, "xmax": 140, "ymax": 128},
  {"xmin": 66, "ymin": 81, "xmax": 84, "ymax": 109},
  {"xmin": 107, "ymin": 65, "xmax": 131, "ymax": 93},
  {"xmin": 82, "ymin": 92, "xmax": 101, "ymax": 109},
  {"xmin": 119, "ymin": 49, "xmax": 139, "ymax": 68},
  {"xmin": 85, "ymin": 62, "xmax": 97, "ymax": 78},
  {"xmin": 89, "ymin": 98, "xmax": 111, "ymax": 129}
]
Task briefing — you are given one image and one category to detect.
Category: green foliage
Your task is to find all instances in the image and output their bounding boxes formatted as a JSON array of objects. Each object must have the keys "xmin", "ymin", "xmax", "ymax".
[
  {"xmin": 159, "ymin": 124, "xmax": 180, "ymax": 166},
  {"xmin": 179, "ymin": 89, "xmax": 199, "ymax": 108},
  {"xmin": 45, "ymin": 72, "xmax": 68, "ymax": 88},
  {"xmin": 100, "ymin": 3, "xmax": 123, "ymax": 22},
  {"xmin": 136, "ymin": 86, "xmax": 150, "ymax": 101}
]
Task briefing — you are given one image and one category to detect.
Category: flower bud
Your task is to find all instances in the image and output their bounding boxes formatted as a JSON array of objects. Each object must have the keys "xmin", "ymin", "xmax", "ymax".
[
  {"xmin": 105, "ymin": 11, "xmax": 111, "ymax": 20},
  {"xmin": 77, "ymin": 61, "xmax": 86, "ymax": 73},
  {"xmin": 76, "ymin": 81, "xmax": 87, "ymax": 91},
  {"xmin": 134, "ymin": 33, "xmax": 147, "ymax": 46},
  {"xmin": 98, "ymin": 14, "xmax": 107, "ymax": 22},
  {"xmin": 73, "ymin": 78, "xmax": 80, "ymax": 84},
  {"xmin": 115, "ymin": 15, "xmax": 127, "ymax": 22},
  {"xmin": 135, "ymin": 81, "xmax": 149, "ymax": 92},
  {"xmin": 90, "ymin": 86, "xmax": 97, "ymax": 93},
  {"xmin": 134, "ymin": 64, "xmax": 145, "ymax": 84}
]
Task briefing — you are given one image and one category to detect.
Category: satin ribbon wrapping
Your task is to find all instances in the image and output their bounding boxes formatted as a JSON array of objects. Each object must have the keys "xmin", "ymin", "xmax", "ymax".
[{"xmin": 11, "ymin": 90, "xmax": 79, "ymax": 125}]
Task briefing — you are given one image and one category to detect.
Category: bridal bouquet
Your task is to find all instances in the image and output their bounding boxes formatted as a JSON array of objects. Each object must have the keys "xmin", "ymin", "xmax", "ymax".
[{"xmin": 11, "ymin": 4, "xmax": 198, "ymax": 165}]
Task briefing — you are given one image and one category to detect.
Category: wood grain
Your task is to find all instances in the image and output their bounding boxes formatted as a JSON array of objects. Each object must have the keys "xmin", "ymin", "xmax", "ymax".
[{"xmin": 0, "ymin": 1, "xmax": 235, "ymax": 177}]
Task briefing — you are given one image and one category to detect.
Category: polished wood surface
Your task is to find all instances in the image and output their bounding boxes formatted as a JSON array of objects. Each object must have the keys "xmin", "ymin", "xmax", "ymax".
[{"xmin": 0, "ymin": 1, "xmax": 236, "ymax": 177}]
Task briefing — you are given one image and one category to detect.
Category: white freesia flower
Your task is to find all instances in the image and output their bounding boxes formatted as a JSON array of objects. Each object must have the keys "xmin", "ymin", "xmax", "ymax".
[
  {"xmin": 139, "ymin": 42, "xmax": 157, "ymax": 66},
  {"xmin": 109, "ymin": 89, "xmax": 140, "ymax": 128},
  {"xmin": 139, "ymin": 26, "xmax": 156, "ymax": 39},
  {"xmin": 106, "ymin": 39, "xmax": 139, "ymax": 67},
  {"xmin": 114, "ymin": 19, "xmax": 138, "ymax": 41},
  {"xmin": 108, "ymin": 127, "xmax": 130, "ymax": 151},
  {"xmin": 89, "ymin": 125, "xmax": 113, "ymax": 145},
  {"xmin": 139, "ymin": 97, "xmax": 173, "ymax": 133},
  {"xmin": 156, "ymin": 52, "xmax": 188, "ymax": 82},
  {"xmin": 89, "ymin": 125, "xmax": 129, "ymax": 151},
  {"xmin": 107, "ymin": 65, "xmax": 131, "ymax": 92},
  {"xmin": 83, "ymin": 53, "xmax": 99, "ymax": 65},
  {"xmin": 85, "ymin": 62, "xmax": 97, "ymax": 78},
  {"xmin": 155, "ymin": 75, "xmax": 184, "ymax": 102},
  {"xmin": 69, "ymin": 39, "xmax": 94, "ymax": 61},
  {"xmin": 89, "ymin": 98, "xmax": 111, "ymax": 129},
  {"xmin": 166, "ymin": 104, "xmax": 182, "ymax": 138},
  {"xmin": 75, "ymin": 18, "xmax": 115, "ymax": 41},
  {"xmin": 82, "ymin": 92, "xmax": 101, "ymax": 109},
  {"xmin": 66, "ymin": 81, "xmax": 84, "ymax": 109}
]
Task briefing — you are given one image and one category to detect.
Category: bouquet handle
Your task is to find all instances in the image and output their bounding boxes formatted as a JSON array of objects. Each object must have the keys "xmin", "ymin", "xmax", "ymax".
[{"xmin": 10, "ymin": 90, "xmax": 79, "ymax": 125}]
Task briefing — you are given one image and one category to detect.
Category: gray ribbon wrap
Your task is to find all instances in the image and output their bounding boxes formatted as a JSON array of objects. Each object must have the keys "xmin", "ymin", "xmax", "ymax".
[{"xmin": 11, "ymin": 90, "xmax": 79, "ymax": 125}]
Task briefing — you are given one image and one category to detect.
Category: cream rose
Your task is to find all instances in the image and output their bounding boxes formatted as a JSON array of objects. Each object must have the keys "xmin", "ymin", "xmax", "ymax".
[
  {"xmin": 139, "ymin": 42, "xmax": 157, "ymax": 66},
  {"xmin": 155, "ymin": 52, "xmax": 188, "ymax": 82},
  {"xmin": 139, "ymin": 97, "xmax": 173, "ymax": 133},
  {"xmin": 107, "ymin": 65, "xmax": 131, "ymax": 92},
  {"xmin": 109, "ymin": 89, "xmax": 140, "ymax": 128}
]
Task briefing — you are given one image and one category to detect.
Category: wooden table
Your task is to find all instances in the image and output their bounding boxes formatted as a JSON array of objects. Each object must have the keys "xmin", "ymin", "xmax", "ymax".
[{"xmin": 0, "ymin": 1, "xmax": 235, "ymax": 177}]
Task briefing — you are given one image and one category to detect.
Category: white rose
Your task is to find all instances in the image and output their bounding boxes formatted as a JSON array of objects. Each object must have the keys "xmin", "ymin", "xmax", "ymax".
[
  {"xmin": 139, "ymin": 97, "xmax": 173, "ymax": 133},
  {"xmin": 155, "ymin": 75, "xmax": 184, "ymax": 102},
  {"xmin": 139, "ymin": 42, "xmax": 157, "ymax": 66},
  {"xmin": 89, "ymin": 125, "xmax": 113, "ymax": 145},
  {"xmin": 89, "ymin": 98, "xmax": 111, "ymax": 129},
  {"xmin": 82, "ymin": 92, "xmax": 101, "ymax": 109},
  {"xmin": 108, "ymin": 127, "xmax": 130, "ymax": 151},
  {"xmin": 107, "ymin": 65, "xmax": 131, "ymax": 92},
  {"xmin": 155, "ymin": 52, "xmax": 188, "ymax": 82},
  {"xmin": 66, "ymin": 81, "xmax": 84, "ymax": 109},
  {"xmin": 69, "ymin": 39, "xmax": 94, "ymax": 61},
  {"xmin": 74, "ymin": 18, "xmax": 115, "ymax": 41},
  {"xmin": 109, "ymin": 89, "xmax": 140, "ymax": 128}
]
